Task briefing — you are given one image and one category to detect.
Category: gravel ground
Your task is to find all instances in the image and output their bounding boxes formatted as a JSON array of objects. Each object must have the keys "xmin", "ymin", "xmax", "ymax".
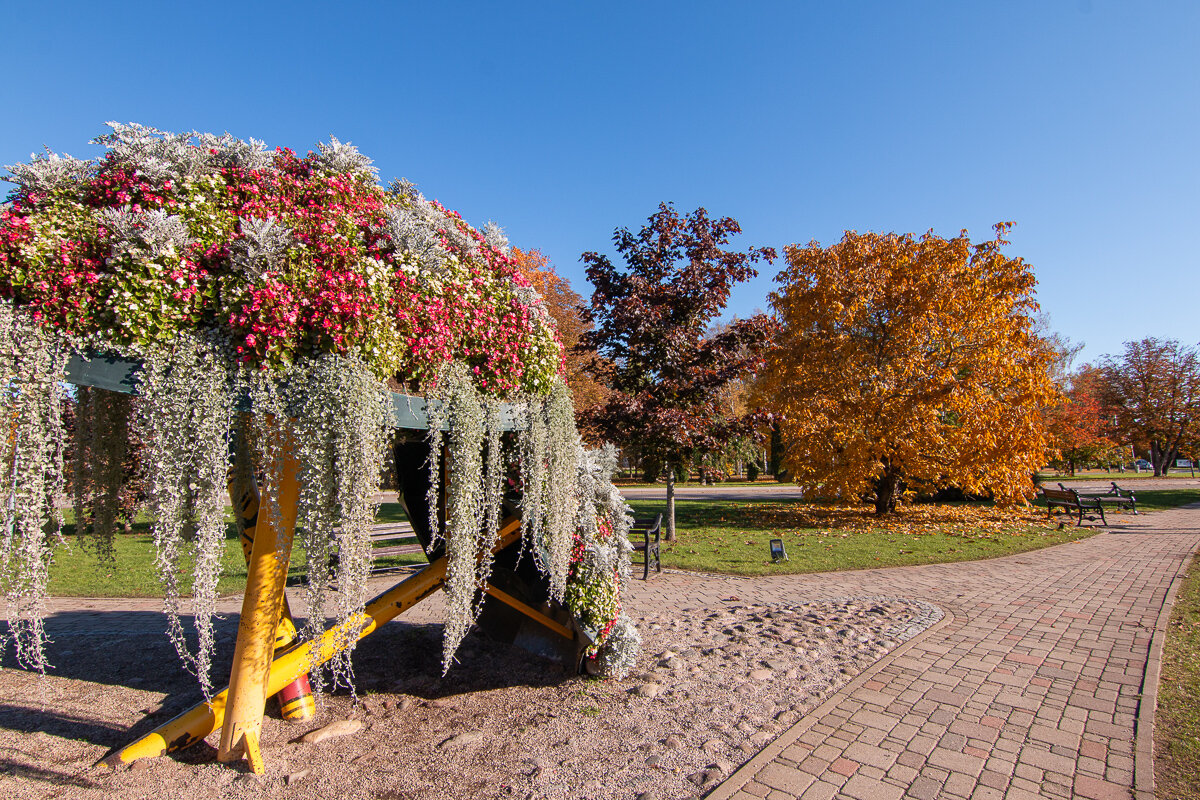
[{"xmin": 0, "ymin": 597, "xmax": 940, "ymax": 800}]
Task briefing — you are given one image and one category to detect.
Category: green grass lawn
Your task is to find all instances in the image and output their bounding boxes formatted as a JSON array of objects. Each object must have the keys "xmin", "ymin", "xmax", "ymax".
[
  {"xmin": 1156, "ymin": 552, "xmax": 1200, "ymax": 799},
  {"xmin": 46, "ymin": 490, "xmax": 1200, "ymax": 595},
  {"xmin": 1041, "ymin": 470, "xmax": 1197, "ymax": 482},
  {"xmin": 47, "ymin": 501, "xmax": 424, "ymax": 597},
  {"xmin": 628, "ymin": 488, "xmax": 1200, "ymax": 577}
]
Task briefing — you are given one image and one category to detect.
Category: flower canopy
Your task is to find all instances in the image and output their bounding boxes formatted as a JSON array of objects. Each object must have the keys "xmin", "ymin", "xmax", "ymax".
[
  {"xmin": 0, "ymin": 123, "xmax": 563, "ymax": 396},
  {"xmin": 0, "ymin": 125, "xmax": 639, "ymax": 690}
]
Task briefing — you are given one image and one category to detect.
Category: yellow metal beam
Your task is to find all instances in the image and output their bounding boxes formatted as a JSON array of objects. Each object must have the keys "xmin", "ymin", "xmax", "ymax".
[
  {"xmin": 218, "ymin": 429, "xmax": 300, "ymax": 771},
  {"xmin": 483, "ymin": 584, "xmax": 574, "ymax": 640},
  {"xmin": 227, "ymin": 444, "xmax": 314, "ymax": 720},
  {"xmin": 103, "ymin": 517, "xmax": 523, "ymax": 767}
]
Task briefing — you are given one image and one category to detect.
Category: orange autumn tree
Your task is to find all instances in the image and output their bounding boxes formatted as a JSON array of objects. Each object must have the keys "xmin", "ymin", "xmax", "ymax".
[
  {"xmin": 1045, "ymin": 365, "xmax": 1120, "ymax": 475},
  {"xmin": 759, "ymin": 224, "xmax": 1057, "ymax": 514},
  {"xmin": 510, "ymin": 247, "xmax": 608, "ymax": 420}
]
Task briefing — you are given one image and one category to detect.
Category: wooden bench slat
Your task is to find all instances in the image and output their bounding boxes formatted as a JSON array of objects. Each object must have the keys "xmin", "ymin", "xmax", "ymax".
[
  {"xmin": 1040, "ymin": 487, "xmax": 1107, "ymax": 528},
  {"xmin": 372, "ymin": 543, "xmax": 426, "ymax": 557}
]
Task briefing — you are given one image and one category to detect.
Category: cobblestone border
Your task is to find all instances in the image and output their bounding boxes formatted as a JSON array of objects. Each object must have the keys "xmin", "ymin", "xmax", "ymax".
[{"xmin": 707, "ymin": 599, "xmax": 952, "ymax": 800}]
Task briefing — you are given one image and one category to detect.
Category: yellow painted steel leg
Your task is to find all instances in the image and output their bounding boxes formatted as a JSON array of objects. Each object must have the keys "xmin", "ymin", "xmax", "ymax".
[
  {"xmin": 218, "ymin": 429, "xmax": 300, "ymax": 771},
  {"xmin": 227, "ymin": 445, "xmax": 314, "ymax": 720},
  {"xmin": 103, "ymin": 518, "xmax": 525, "ymax": 767}
]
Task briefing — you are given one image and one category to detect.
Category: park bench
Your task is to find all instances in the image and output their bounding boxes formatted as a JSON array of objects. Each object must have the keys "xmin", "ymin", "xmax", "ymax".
[
  {"xmin": 1056, "ymin": 484, "xmax": 1137, "ymax": 515},
  {"xmin": 630, "ymin": 513, "xmax": 663, "ymax": 580},
  {"xmin": 1041, "ymin": 487, "xmax": 1106, "ymax": 529},
  {"xmin": 364, "ymin": 521, "xmax": 426, "ymax": 574},
  {"xmin": 327, "ymin": 520, "xmax": 425, "ymax": 576},
  {"xmin": 1059, "ymin": 482, "xmax": 1137, "ymax": 515}
]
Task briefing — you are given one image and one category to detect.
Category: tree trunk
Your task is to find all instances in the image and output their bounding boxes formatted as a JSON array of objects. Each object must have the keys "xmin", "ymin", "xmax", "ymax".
[
  {"xmin": 769, "ymin": 421, "xmax": 788, "ymax": 482},
  {"xmin": 665, "ymin": 466, "xmax": 677, "ymax": 542},
  {"xmin": 1069, "ymin": 457, "xmax": 1076, "ymax": 477},
  {"xmin": 1151, "ymin": 440, "xmax": 1173, "ymax": 476},
  {"xmin": 874, "ymin": 467, "xmax": 903, "ymax": 515}
]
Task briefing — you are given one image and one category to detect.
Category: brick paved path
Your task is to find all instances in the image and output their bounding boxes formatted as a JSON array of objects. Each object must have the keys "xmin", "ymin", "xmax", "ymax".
[{"xmin": 618, "ymin": 506, "xmax": 1200, "ymax": 800}]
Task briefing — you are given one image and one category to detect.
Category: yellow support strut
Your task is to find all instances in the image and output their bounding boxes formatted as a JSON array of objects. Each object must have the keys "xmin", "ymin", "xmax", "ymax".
[
  {"xmin": 218, "ymin": 428, "xmax": 301, "ymax": 771},
  {"xmin": 227, "ymin": 445, "xmax": 315, "ymax": 721},
  {"xmin": 102, "ymin": 517, "xmax": 525, "ymax": 768}
]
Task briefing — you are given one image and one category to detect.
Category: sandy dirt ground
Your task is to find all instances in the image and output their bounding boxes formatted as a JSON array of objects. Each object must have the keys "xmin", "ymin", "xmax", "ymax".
[{"xmin": 0, "ymin": 594, "xmax": 939, "ymax": 800}]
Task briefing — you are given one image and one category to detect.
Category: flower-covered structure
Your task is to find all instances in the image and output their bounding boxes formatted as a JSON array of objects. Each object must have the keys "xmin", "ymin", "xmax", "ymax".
[
  {"xmin": 0, "ymin": 124, "xmax": 561, "ymax": 390},
  {"xmin": 0, "ymin": 124, "xmax": 640, "ymax": 720}
]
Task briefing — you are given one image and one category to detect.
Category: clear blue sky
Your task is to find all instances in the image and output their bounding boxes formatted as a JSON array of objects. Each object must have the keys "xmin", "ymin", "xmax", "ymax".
[{"xmin": 3, "ymin": 1, "xmax": 1196, "ymax": 365}]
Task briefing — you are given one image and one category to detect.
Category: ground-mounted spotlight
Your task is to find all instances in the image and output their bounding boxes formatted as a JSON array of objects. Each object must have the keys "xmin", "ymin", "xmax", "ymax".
[{"xmin": 770, "ymin": 538, "xmax": 787, "ymax": 562}]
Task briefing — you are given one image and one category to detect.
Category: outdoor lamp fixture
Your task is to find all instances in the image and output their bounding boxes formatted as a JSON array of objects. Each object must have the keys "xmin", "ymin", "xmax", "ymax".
[{"xmin": 770, "ymin": 538, "xmax": 787, "ymax": 562}]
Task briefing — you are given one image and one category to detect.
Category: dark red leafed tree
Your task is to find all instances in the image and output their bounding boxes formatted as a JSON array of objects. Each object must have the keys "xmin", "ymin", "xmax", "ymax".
[
  {"xmin": 579, "ymin": 203, "xmax": 775, "ymax": 540},
  {"xmin": 1100, "ymin": 338, "xmax": 1200, "ymax": 476}
]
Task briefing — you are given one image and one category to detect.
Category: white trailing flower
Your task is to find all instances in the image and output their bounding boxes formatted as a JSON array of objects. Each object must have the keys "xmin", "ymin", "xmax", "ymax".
[
  {"xmin": 277, "ymin": 353, "xmax": 391, "ymax": 694},
  {"xmin": 71, "ymin": 386, "xmax": 132, "ymax": 563},
  {"xmin": 515, "ymin": 394, "xmax": 549, "ymax": 572},
  {"xmin": 0, "ymin": 300, "xmax": 69, "ymax": 673},
  {"xmin": 4, "ymin": 148, "xmax": 94, "ymax": 195},
  {"xmin": 135, "ymin": 333, "xmax": 237, "ymax": 699},
  {"xmin": 543, "ymin": 378, "xmax": 580, "ymax": 602},
  {"xmin": 430, "ymin": 364, "xmax": 487, "ymax": 671},
  {"xmin": 311, "ymin": 136, "xmax": 378, "ymax": 177},
  {"xmin": 475, "ymin": 402, "xmax": 505, "ymax": 621}
]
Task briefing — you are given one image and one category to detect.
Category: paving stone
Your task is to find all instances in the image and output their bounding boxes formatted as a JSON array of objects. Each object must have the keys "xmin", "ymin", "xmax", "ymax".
[
  {"xmin": 1074, "ymin": 774, "xmax": 1132, "ymax": 800},
  {"xmin": 1018, "ymin": 745, "xmax": 1076, "ymax": 775},
  {"xmin": 799, "ymin": 781, "xmax": 839, "ymax": 800},
  {"xmin": 906, "ymin": 775, "xmax": 944, "ymax": 800},
  {"xmin": 841, "ymin": 774, "xmax": 905, "ymax": 800},
  {"xmin": 755, "ymin": 763, "xmax": 814, "ymax": 794},
  {"xmin": 843, "ymin": 742, "xmax": 898, "ymax": 770}
]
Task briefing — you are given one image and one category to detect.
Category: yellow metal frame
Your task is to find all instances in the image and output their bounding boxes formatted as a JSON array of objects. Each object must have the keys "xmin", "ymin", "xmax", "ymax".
[
  {"xmin": 217, "ymin": 427, "xmax": 301, "ymax": 770},
  {"xmin": 103, "ymin": 517, "xmax": 528, "ymax": 768},
  {"xmin": 227, "ymin": 440, "xmax": 314, "ymax": 719}
]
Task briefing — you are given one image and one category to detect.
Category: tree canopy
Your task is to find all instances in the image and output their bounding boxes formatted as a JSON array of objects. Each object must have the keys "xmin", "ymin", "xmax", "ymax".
[
  {"xmin": 579, "ymin": 203, "xmax": 775, "ymax": 538},
  {"xmin": 1099, "ymin": 337, "xmax": 1200, "ymax": 475},
  {"xmin": 1044, "ymin": 365, "xmax": 1120, "ymax": 475},
  {"xmin": 757, "ymin": 225, "xmax": 1056, "ymax": 514},
  {"xmin": 510, "ymin": 247, "xmax": 608, "ymax": 422}
]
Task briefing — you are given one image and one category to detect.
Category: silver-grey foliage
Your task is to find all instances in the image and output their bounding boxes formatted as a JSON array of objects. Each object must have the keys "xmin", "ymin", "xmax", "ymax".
[
  {"xmin": 100, "ymin": 207, "xmax": 191, "ymax": 256},
  {"xmin": 4, "ymin": 148, "xmax": 94, "ymax": 195},
  {"xmin": 232, "ymin": 216, "xmax": 294, "ymax": 283},
  {"xmin": 311, "ymin": 136, "xmax": 378, "ymax": 177},
  {"xmin": 375, "ymin": 201, "xmax": 449, "ymax": 280},
  {"xmin": 482, "ymin": 221, "xmax": 510, "ymax": 254},
  {"xmin": 92, "ymin": 122, "xmax": 208, "ymax": 181},
  {"xmin": 0, "ymin": 300, "xmax": 69, "ymax": 673},
  {"xmin": 195, "ymin": 132, "xmax": 273, "ymax": 172},
  {"xmin": 135, "ymin": 333, "xmax": 237, "ymax": 699}
]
